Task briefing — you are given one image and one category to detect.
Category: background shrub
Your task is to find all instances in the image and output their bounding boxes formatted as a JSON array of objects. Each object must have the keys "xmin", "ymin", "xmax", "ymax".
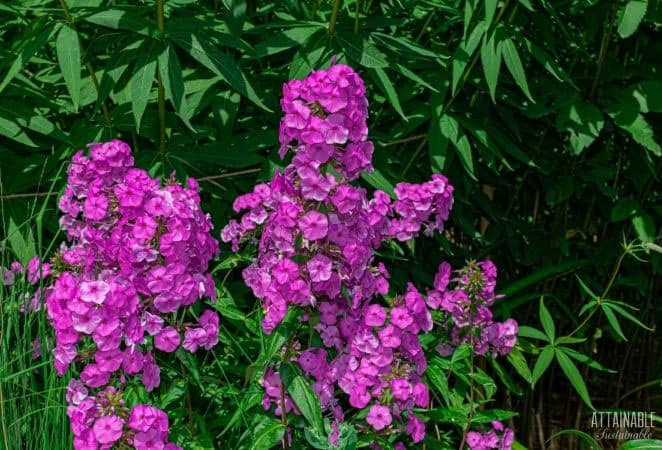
[{"xmin": 0, "ymin": 0, "xmax": 659, "ymax": 449}]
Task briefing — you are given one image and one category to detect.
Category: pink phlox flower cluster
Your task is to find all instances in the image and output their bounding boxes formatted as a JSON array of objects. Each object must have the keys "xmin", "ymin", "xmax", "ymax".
[
  {"xmin": 66, "ymin": 380, "xmax": 181, "ymax": 450},
  {"xmin": 466, "ymin": 421, "xmax": 514, "ymax": 450},
  {"xmin": 298, "ymin": 285, "xmax": 430, "ymax": 443},
  {"xmin": 222, "ymin": 64, "xmax": 456, "ymax": 445},
  {"xmin": 44, "ymin": 140, "xmax": 220, "ymax": 449},
  {"xmin": 221, "ymin": 64, "xmax": 453, "ymax": 335},
  {"xmin": 278, "ymin": 63, "xmax": 371, "ymax": 181},
  {"xmin": 427, "ymin": 261, "xmax": 518, "ymax": 356}
]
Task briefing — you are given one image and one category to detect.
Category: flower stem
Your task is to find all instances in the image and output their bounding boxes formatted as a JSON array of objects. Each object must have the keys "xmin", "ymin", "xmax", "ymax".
[
  {"xmin": 280, "ymin": 378, "xmax": 289, "ymax": 449},
  {"xmin": 328, "ymin": 0, "xmax": 342, "ymax": 35},
  {"xmin": 156, "ymin": 0, "xmax": 166, "ymax": 155}
]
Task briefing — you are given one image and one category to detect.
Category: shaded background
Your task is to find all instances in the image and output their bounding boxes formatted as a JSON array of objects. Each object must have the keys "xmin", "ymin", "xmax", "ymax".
[{"xmin": 0, "ymin": 0, "xmax": 660, "ymax": 449}]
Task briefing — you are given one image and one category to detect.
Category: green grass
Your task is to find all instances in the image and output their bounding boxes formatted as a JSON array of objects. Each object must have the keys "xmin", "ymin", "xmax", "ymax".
[
  {"xmin": 1, "ymin": 172, "xmax": 70, "ymax": 450},
  {"xmin": 0, "ymin": 276, "xmax": 71, "ymax": 450}
]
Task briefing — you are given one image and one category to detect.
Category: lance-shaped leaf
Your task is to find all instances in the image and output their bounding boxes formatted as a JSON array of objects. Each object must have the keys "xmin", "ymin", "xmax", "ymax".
[
  {"xmin": 481, "ymin": 30, "xmax": 502, "ymax": 102},
  {"xmin": 371, "ymin": 68, "xmax": 407, "ymax": 121},
  {"xmin": 440, "ymin": 113, "xmax": 475, "ymax": 180},
  {"xmin": 0, "ymin": 21, "xmax": 59, "ymax": 93},
  {"xmin": 56, "ymin": 24, "xmax": 82, "ymax": 112},
  {"xmin": 171, "ymin": 31, "xmax": 270, "ymax": 111},
  {"xmin": 158, "ymin": 43, "xmax": 192, "ymax": 129},
  {"xmin": 248, "ymin": 417, "xmax": 286, "ymax": 450},
  {"xmin": 279, "ymin": 363, "xmax": 324, "ymax": 433},
  {"xmin": 555, "ymin": 348, "xmax": 595, "ymax": 409},
  {"xmin": 129, "ymin": 40, "xmax": 159, "ymax": 131},
  {"xmin": 502, "ymin": 37, "xmax": 534, "ymax": 101},
  {"xmin": 617, "ymin": 0, "xmax": 648, "ymax": 38}
]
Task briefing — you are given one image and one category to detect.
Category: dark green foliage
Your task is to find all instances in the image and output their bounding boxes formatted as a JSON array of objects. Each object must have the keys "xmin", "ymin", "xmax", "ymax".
[{"xmin": 0, "ymin": 0, "xmax": 660, "ymax": 449}]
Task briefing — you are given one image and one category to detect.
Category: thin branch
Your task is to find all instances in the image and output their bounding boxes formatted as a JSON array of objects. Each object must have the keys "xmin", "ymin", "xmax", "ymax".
[
  {"xmin": 0, "ymin": 192, "xmax": 55, "ymax": 200},
  {"xmin": 196, "ymin": 168, "xmax": 261, "ymax": 182},
  {"xmin": 379, "ymin": 133, "xmax": 426, "ymax": 147}
]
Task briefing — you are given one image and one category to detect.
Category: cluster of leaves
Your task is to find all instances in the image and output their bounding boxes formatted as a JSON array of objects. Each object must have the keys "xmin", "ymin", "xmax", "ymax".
[{"xmin": 0, "ymin": 0, "xmax": 660, "ymax": 449}]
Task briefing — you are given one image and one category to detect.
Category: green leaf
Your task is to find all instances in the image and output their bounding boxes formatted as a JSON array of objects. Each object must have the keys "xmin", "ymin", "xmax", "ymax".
[
  {"xmin": 440, "ymin": 113, "xmax": 475, "ymax": 180},
  {"xmin": 428, "ymin": 90, "xmax": 449, "ymax": 173},
  {"xmin": 539, "ymin": 298, "xmax": 555, "ymax": 341},
  {"xmin": 372, "ymin": 68, "xmax": 406, "ymax": 120},
  {"xmin": 500, "ymin": 260, "xmax": 589, "ymax": 297},
  {"xmin": 258, "ymin": 308, "xmax": 299, "ymax": 365},
  {"xmin": 522, "ymin": 37, "xmax": 575, "ymax": 86},
  {"xmin": 361, "ymin": 169, "xmax": 395, "ymax": 197},
  {"xmin": 555, "ymin": 348, "xmax": 594, "ymax": 409},
  {"xmin": 171, "ymin": 32, "xmax": 270, "ymax": 111},
  {"xmin": 491, "ymin": 357, "xmax": 525, "ymax": 395},
  {"xmin": 218, "ymin": 391, "xmax": 261, "ymax": 437},
  {"xmin": 518, "ymin": 326, "xmax": 549, "ymax": 341},
  {"xmin": 96, "ymin": 40, "xmax": 139, "ymax": 111},
  {"xmin": 631, "ymin": 81, "xmax": 662, "ymax": 112},
  {"xmin": 560, "ymin": 347, "xmax": 617, "ymax": 373},
  {"xmin": 619, "ymin": 440, "xmax": 662, "ymax": 450},
  {"xmin": 575, "ymin": 275, "xmax": 599, "ymax": 299},
  {"xmin": 452, "ymin": 21, "xmax": 486, "ymax": 94},
  {"xmin": 392, "ymin": 63, "xmax": 439, "ymax": 92},
  {"xmin": 485, "ymin": 0, "xmax": 498, "ymax": 24},
  {"xmin": 248, "ymin": 417, "xmax": 286, "ymax": 450},
  {"xmin": 0, "ymin": 110, "xmax": 36, "ymax": 147},
  {"xmin": 554, "ymin": 336, "xmax": 587, "ymax": 345},
  {"xmin": 512, "ymin": 441, "xmax": 529, "ymax": 450},
  {"xmin": 288, "ymin": 30, "xmax": 328, "ymax": 79},
  {"xmin": 632, "ymin": 212, "xmax": 656, "ymax": 243},
  {"xmin": 517, "ymin": 0, "xmax": 535, "ymax": 11},
  {"xmin": 0, "ymin": 21, "xmax": 58, "ymax": 93},
  {"xmin": 502, "ymin": 38, "xmax": 534, "ymax": 101},
  {"xmin": 548, "ymin": 429, "xmax": 601, "ymax": 450},
  {"xmin": 531, "ymin": 345, "xmax": 554, "ymax": 385},
  {"xmin": 371, "ymin": 32, "xmax": 440, "ymax": 60},
  {"xmin": 604, "ymin": 302, "xmax": 653, "ymax": 331},
  {"xmin": 556, "ymin": 100, "xmax": 604, "ymax": 155},
  {"xmin": 507, "ymin": 347, "xmax": 533, "ymax": 383},
  {"xmin": 250, "ymin": 26, "xmax": 322, "ymax": 58},
  {"xmin": 129, "ymin": 40, "xmax": 158, "ymax": 131},
  {"xmin": 55, "ymin": 24, "xmax": 82, "ymax": 112},
  {"xmin": 617, "ymin": 0, "xmax": 648, "ymax": 38},
  {"xmin": 279, "ymin": 363, "xmax": 324, "ymax": 432},
  {"xmin": 426, "ymin": 359, "xmax": 451, "ymax": 404},
  {"xmin": 428, "ymin": 406, "xmax": 470, "ymax": 426},
  {"xmin": 602, "ymin": 304, "xmax": 628, "ymax": 340},
  {"xmin": 83, "ymin": 8, "xmax": 156, "ymax": 37},
  {"xmin": 609, "ymin": 109, "xmax": 661, "ymax": 156},
  {"xmin": 336, "ymin": 35, "xmax": 388, "ymax": 68},
  {"xmin": 611, "ymin": 198, "xmax": 639, "ymax": 221},
  {"xmin": 305, "ymin": 421, "xmax": 357, "ymax": 450},
  {"xmin": 472, "ymin": 409, "xmax": 518, "ymax": 423},
  {"xmin": 480, "ymin": 31, "xmax": 501, "ymax": 102},
  {"xmin": 7, "ymin": 217, "xmax": 36, "ymax": 265},
  {"xmin": 158, "ymin": 44, "xmax": 190, "ymax": 127}
]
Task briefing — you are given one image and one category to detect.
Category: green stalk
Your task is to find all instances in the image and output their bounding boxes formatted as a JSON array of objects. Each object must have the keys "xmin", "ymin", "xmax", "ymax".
[
  {"xmin": 156, "ymin": 0, "xmax": 167, "ymax": 155},
  {"xmin": 328, "ymin": 0, "xmax": 342, "ymax": 35}
]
